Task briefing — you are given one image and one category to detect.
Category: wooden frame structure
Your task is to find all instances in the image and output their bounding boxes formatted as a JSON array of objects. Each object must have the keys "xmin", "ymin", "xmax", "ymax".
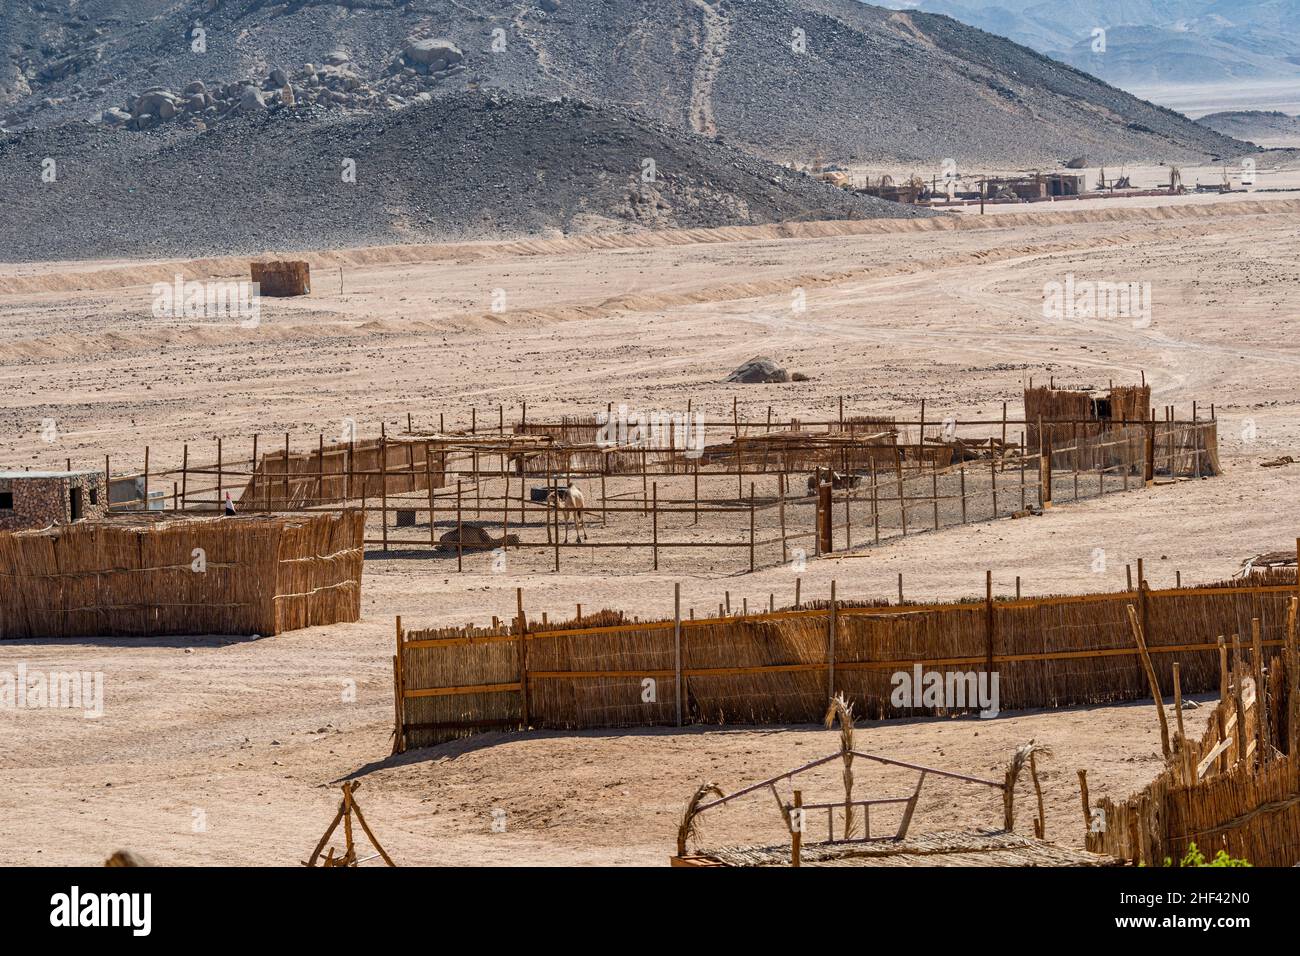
[{"xmin": 304, "ymin": 781, "xmax": 396, "ymax": 867}]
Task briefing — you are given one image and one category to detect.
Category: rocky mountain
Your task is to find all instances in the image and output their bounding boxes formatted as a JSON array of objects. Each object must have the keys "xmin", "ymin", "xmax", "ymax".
[
  {"xmin": 0, "ymin": 90, "xmax": 935, "ymax": 261},
  {"xmin": 2, "ymin": 0, "xmax": 1249, "ymax": 165}
]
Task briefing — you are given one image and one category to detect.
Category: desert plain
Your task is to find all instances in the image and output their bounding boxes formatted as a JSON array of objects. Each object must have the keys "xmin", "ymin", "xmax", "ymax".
[{"xmin": 1, "ymin": 179, "xmax": 1298, "ymax": 865}]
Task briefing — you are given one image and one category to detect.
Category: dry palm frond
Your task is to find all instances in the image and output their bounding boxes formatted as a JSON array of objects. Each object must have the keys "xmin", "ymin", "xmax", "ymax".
[
  {"xmin": 677, "ymin": 782, "xmax": 724, "ymax": 857},
  {"xmin": 824, "ymin": 694, "xmax": 858, "ymax": 839},
  {"xmin": 1004, "ymin": 739, "xmax": 1053, "ymax": 831},
  {"xmin": 104, "ymin": 849, "xmax": 149, "ymax": 867}
]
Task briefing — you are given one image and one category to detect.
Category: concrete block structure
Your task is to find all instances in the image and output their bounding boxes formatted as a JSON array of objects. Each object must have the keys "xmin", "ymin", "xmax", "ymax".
[{"xmin": 0, "ymin": 471, "xmax": 107, "ymax": 531}]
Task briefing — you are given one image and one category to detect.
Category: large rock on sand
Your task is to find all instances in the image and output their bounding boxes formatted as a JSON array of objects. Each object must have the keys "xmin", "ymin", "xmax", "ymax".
[{"xmin": 726, "ymin": 356, "xmax": 790, "ymax": 384}]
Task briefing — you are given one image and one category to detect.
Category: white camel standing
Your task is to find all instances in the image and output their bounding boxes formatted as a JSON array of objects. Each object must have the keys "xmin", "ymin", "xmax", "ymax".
[{"xmin": 546, "ymin": 478, "xmax": 587, "ymax": 543}]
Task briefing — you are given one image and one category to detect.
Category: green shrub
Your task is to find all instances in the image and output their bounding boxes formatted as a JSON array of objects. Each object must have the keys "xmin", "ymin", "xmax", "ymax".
[{"xmin": 1162, "ymin": 843, "xmax": 1251, "ymax": 867}]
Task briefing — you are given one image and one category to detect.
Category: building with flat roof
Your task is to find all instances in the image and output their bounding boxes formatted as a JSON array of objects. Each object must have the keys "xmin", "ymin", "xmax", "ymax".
[{"xmin": 0, "ymin": 470, "xmax": 107, "ymax": 531}]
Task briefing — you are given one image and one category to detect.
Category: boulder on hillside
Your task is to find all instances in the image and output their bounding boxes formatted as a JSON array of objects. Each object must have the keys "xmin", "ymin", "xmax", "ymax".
[
  {"xmin": 726, "ymin": 356, "xmax": 790, "ymax": 384},
  {"xmin": 132, "ymin": 90, "xmax": 178, "ymax": 117},
  {"xmin": 238, "ymin": 87, "xmax": 267, "ymax": 112},
  {"xmin": 403, "ymin": 38, "xmax": 463, "ymax": 72}
]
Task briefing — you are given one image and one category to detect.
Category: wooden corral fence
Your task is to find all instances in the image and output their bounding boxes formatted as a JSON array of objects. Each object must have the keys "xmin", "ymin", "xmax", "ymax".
[
  {"xmin": 1083, "ymin": 599, "xmax": 1300, "ymax": 866},
  {"xmin": 0, "ymin": 511, "xmax": 363, "ymax": 639},
  {"xmin": 101, "ymin": 404, "xmax": 1218, "ymax": 572},
  {"xmin": 238, "ymin": 434, "xmax": 448, "ymax": 510},
  {"xmin": 391, "ymin": 567, "xmax": 1300, "ymax": 752}
]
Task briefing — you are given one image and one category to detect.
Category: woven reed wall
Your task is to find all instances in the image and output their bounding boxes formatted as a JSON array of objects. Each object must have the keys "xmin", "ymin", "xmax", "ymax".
[
  {"xmin": 240, "ymin": 439, "xmax": 444, "ymax": 509},
  {"xmin": 1025, "ymin": 384, "xmax": 1151, "ymax": 451},
  {"xmin": 250, "ymin": 260, "xmax": 310, "ymax": 297},
  {"xmin": 0, "ymin": 511, "xmax": 362, "ymax": 639},
  {"xmin": 395, "ymin": 571, "xmax": 1300, "ymax": 750},
  {"xmin": 1087, "ymin": 646, "xmax": 1299, "ymax": 867}
]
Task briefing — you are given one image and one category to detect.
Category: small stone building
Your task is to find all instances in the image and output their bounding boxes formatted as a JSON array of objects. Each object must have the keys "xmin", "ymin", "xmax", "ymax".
[{"xmin": 0, "ymin": 471, "xmax": 107, "ymax": 531}]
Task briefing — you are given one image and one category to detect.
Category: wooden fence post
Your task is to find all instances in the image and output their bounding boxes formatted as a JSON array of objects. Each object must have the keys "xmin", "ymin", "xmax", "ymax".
[
  {"xmin": 380, "ymin": 427, "xmax": 389, "ymax": 551},
  {"xmin": 930, "ymin": 463, "xmax": 938, "ymax": 530},
  {"xmin": 692, "ymin": 461, "xmax": 698, "ymax": 526},
  {"xmin": 895, "ymin": 445, "xmax": 908, "ymax": 534},
  {"xmin": 392, "ymin": 616, "xmax": 406, "ymax": 754},
  {"xmin": 1251, "ymin": 618, "xmax": 1270, "ymax": 757},
  {"xmin": 871, "ymin": 460, "xmax": 880, "ymax": 544},
  {"xmin": 779, "ymin": 473, "xmax": 788, "ymax": 562},
  {"xmin": 828, "ymin": 580, "xmax": 838, "ymax": 700},
  {"xmin": 653, "ymin": 482, "xmax": 660, "ymax": 571},
  {"xmin": 1126, "ymin": 603, "xmax": 1171, "ymax": 758},
  {"xmin": 989, "ymin": 445, "xmax": 998, "ymax": 517},
  {"xmin": 1285, "ymin": 594, "xmax": 1299, "ymax": 757},
  {"xmin": 1173, "ymin": 663, "xmax": 1192, "ymax": 784},
  {"xmin": 517, "ymin": 588, "xmax": 529, "ymax": 730},
  {"xmin": 985, "ymin": 570, "xmax": 995, "ymax": 675},
  {"xmin": 791, "ymin": 790, "xmax": 802, "ymax": 867},
  {"xmin": 250, "ymin": 434, "xmax": 260, "ymax": 506},
  {"xmin": 674, "ymin": 583, "xmax": 683, "ymax": 727},
  {"xmin": 1040, "ymin": 438, "xmax": 1052, "ymax": 508},
  {"xmin": 1144, "ymin": 413, "xmax": 1156, "ymax": 485},
  {"xmin": 749, "ymin": 482, "xmax": 756, "ymax": 572},
  {"xmin": 434, "ymin": 444, "xmax": 444, "ymax": 541},
  {"xmin": 959, "ymin": 464, "xmax": 966, "ymax": 523}
]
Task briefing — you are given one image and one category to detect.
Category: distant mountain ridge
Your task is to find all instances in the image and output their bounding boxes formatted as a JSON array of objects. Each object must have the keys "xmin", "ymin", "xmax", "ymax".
[
  {"xmin": 878, "ymin": 0, "xmax": 1300, "ymax": 85},
  {"xmin": 1197, "ymin": 108, "xmax": 1300, "ymax": 146}
]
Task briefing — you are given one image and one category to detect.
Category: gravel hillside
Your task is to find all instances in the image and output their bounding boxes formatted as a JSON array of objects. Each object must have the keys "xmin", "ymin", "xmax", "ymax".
[
  {"xmin": 2, "ymin": 0, "xmax": 1252, "ymax": 165},
  {"xmin": 0, "ymin": 90, "xmax": 934, "ymax": 261}
]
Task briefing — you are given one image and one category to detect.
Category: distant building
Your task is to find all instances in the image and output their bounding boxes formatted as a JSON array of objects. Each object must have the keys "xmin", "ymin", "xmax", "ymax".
[
  {"xmin": 986, "ymin": 172, "xmax": 1085, "ymax": 201},
  {"xmin": 0, "ymin": 471, "xmax": 107, "ymax": 531}
]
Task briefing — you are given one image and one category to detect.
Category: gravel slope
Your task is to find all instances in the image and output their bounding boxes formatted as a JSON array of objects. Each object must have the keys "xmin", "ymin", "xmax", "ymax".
[
  {"xmin": 0, "ymin": 91, "xmax": 934, "ymax": 261},
  {"xmin": 2, "ymin": 0, "xmax": 1253, "ymax": 165}
]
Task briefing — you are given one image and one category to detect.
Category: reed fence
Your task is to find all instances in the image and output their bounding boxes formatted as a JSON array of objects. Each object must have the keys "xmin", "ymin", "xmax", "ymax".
[
  {"xmin": 0, "ymin": 511, "xmax": 363, "ymax": 639},
  {"xmin": 1084, "ymin": 598, "xmax": 1300, "ymax": 866},
  {"xmin": 392, "ymin": 566, "xmax": 1300, "ymax": 752}
]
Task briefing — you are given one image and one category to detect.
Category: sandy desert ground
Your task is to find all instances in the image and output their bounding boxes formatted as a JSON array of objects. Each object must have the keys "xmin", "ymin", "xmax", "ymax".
[{"xmin": 1, "ymin": 185, "xmax": 1298, "ymax": 865}]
